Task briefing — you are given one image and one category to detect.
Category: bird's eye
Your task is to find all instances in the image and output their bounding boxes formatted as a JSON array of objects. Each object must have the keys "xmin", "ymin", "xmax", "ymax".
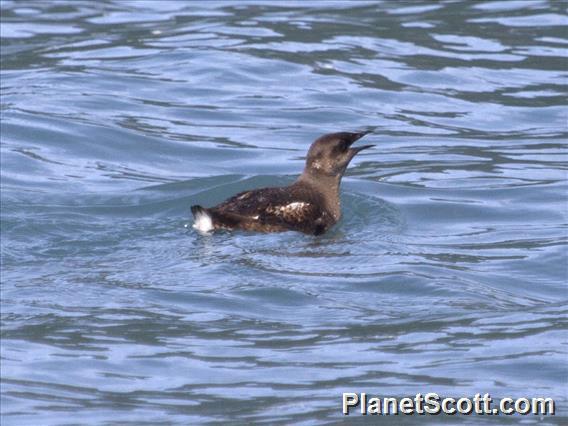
[{"xmin": 338, "ymin": 140, "xmax": 349, "ymax": 152}]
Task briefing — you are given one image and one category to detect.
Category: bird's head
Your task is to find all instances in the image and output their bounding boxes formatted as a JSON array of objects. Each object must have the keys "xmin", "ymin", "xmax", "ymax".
[{"xmin": 303, "ymin": 131, "xmax": 374, "ymax": 179}]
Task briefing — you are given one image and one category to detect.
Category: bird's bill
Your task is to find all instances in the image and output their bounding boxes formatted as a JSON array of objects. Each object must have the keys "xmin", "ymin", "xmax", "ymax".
[
  {"xmin": 349, "ymin": 144, "xmax": 375, "ymax": 155},
  {"xmin": 346, "ymin": 130, "xmax": 374, "ymax": 156},
  {"xmin": 346, "ymin": 131, "xmax": 371, "ymax": 144}
]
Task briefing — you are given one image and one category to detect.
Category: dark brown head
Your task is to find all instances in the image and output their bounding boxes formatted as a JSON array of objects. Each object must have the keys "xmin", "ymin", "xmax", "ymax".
[{"xmin": 302, "ymin": 131, "xmax": 374, "ymax": 179}]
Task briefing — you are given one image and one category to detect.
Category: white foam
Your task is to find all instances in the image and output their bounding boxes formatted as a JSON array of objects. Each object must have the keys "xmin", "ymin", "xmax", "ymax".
[{"xmin": 192, "ymin": 209, "xmax": 214, "ymax": 234}]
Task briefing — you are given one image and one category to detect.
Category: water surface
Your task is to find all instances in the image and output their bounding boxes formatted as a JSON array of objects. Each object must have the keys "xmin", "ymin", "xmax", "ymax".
[{"xmin": 1, "ymin": 1, "xmax": 567, "ymax": 424}]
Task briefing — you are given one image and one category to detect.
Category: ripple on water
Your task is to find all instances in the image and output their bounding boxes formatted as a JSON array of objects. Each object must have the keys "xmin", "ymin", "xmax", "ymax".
[{"xmin": 236, "ymin": 194, "xmax": 405, "ymax": 277}]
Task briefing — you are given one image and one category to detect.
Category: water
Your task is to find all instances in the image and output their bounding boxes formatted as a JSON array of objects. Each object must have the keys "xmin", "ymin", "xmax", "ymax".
[{"xmin": 1, "ymin": 0, "xmax": 567, "ymax": 423}]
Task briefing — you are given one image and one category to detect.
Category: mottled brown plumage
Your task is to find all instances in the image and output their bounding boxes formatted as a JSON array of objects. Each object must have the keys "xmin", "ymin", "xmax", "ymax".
[{"xmin": 191, "ymin": 131, "xmax": 374, "ymax": 235}]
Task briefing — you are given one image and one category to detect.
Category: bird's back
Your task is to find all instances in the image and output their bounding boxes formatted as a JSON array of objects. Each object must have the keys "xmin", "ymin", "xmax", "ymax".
[{"xmin": 193, "ymin": 183, "xmax": 335, "ymax": 235}]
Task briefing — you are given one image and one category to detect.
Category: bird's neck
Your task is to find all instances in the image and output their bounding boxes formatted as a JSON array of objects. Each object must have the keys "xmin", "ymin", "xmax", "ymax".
[{"xmin": 297, "ymin": 171, "xmax": 342, "ymax": 221}]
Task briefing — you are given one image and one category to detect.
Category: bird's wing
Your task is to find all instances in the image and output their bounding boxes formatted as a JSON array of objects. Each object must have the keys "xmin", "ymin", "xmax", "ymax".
[
  {"xmin": 213, "ymin": 187, "xmax": 327, "ymax": 234},
  {"xmin": 214, "ymin": 187, "xmax": 282, "ymax": 215},
  {"xmin": 259, "ymin": 200, "xmax": 321, "ymax": 227}
]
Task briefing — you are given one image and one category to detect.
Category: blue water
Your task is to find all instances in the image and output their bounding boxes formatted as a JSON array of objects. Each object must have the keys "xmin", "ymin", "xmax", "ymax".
[{"xmin": 1, "ymin": 1, "xmax": 567, "ymax": 424}]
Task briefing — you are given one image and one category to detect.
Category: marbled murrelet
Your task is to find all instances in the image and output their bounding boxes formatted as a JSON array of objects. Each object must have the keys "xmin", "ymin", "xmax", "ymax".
[{"xmin": 191, "ymin": 131, "xmax": 374, "ymax": 235}]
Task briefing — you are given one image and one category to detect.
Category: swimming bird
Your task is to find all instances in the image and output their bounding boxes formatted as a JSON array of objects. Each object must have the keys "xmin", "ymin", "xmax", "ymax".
[{"xmin": 191, "ymin": 131, "xmax": 374, "ymax": 235}]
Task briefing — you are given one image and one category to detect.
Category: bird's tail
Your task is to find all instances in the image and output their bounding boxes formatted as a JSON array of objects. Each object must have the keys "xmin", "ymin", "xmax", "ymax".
[{"xmin": 191, "ymin": 205, "xmax": 214, "ymax": 234}]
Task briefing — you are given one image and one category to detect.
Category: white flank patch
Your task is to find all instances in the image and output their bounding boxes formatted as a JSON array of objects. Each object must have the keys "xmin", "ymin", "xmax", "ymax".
[
  {"xmin": 192, "ymin": 210, "xmax": 214, "ymax": 234},
  {"xmin": 285, "ymin": 202, "xmax": 307, "ymax": 210},
  {"xmin": 267, "ymin": 202, "xmax": 310, "ymax": 216}
]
